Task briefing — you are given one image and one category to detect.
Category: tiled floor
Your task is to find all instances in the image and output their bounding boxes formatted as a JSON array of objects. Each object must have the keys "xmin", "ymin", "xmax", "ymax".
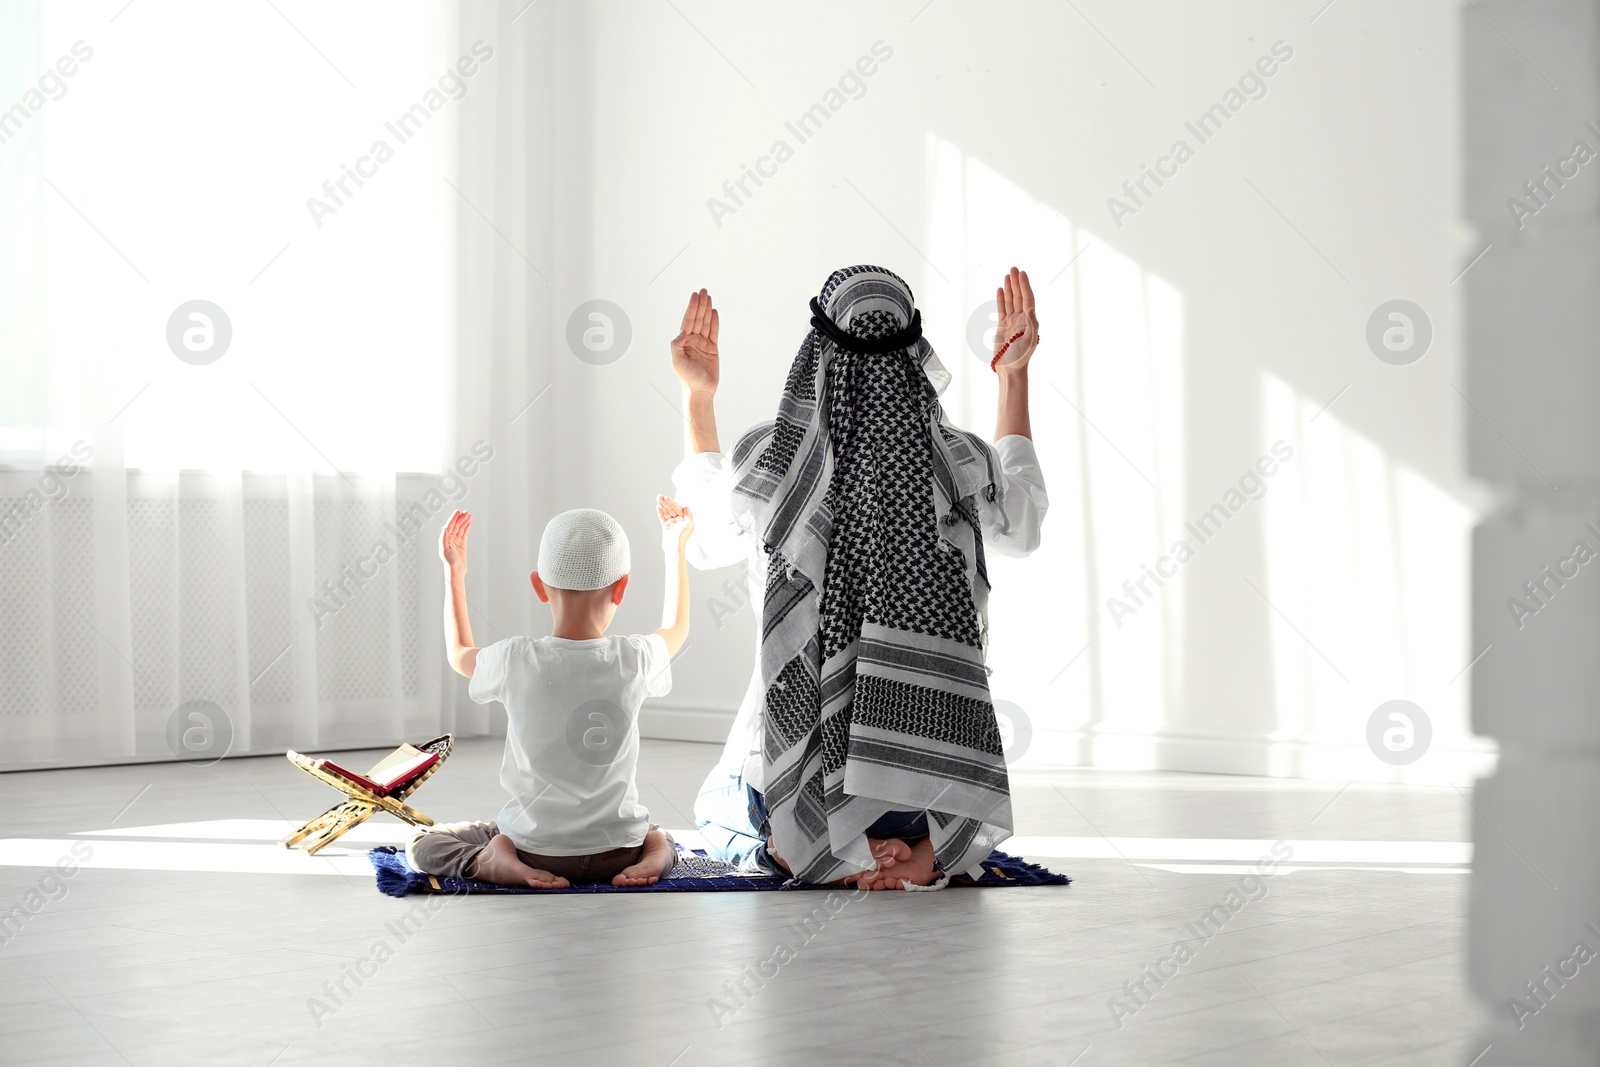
[{"xmin": 0, "ymin": 738, "xmax": 1488, "ymax": 1066}]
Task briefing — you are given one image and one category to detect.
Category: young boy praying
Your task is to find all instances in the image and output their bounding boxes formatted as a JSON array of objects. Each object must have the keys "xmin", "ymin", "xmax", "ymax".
[{"xmin": 406, "ymin": 498, "xmax": 693, "ymax": 888}]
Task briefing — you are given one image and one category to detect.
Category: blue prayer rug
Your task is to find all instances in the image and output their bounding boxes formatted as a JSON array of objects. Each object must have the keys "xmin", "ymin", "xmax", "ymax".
[{"xmin": 368, "ymin": 844, "xmax": 1069, "ymax": 897}]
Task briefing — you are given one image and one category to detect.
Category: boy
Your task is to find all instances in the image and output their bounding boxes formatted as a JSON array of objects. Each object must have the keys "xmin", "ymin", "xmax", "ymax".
[{"xmin": 406, "ymin": 497, "xmax": 693, "ymax": 888}]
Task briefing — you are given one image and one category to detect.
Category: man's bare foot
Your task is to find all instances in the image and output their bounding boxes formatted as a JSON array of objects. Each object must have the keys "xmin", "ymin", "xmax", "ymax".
[
  {"xmin": 765, "ymin": 836, "xmax": 791, "ymax": 874},
  {"xmin": 470, "ymin": 834, "xmax": 570, "ymax": 889},
  {"xmin": 767, "ymin": 835, "xmax": 876, "ymax": 886},
  {"xmin": 869, "ymin": 836, "xmax": 912, "ymax": 870},
  {"xmin": 841, "ymin": 836, "xmax": 913, "ymax": 887},
  {"xmin": 858, "ymin": 836, "xmax": 937, "ymax": 890},
  {"xmin": 613, "ymin": 828, "xmax": 677, "ymax": 887}
]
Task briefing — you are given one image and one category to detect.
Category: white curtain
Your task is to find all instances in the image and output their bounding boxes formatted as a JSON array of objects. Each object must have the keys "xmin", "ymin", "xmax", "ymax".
[{"xmin": 0, "ymin": 1, "xmax": 548, "ymax": 769}]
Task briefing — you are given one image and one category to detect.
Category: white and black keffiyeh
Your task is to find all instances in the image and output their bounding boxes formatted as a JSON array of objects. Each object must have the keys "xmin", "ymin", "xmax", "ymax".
[{"xmin": 731, "ymin": 265, "xmax": 1014, "ymax": 883}]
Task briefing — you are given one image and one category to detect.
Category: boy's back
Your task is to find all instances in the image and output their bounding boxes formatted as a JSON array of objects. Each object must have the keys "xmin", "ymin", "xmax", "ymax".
[
  {"xmin": 411, "ymin": 501, "xmax": 692, "ymax": 889},
  {"xmin": 469, "ymin": 633, "xmax": 670, "ymax": 856}
]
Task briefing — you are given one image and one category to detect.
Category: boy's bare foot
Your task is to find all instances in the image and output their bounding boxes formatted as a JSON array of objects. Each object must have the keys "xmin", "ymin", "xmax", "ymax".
[
  {"xmin": 613, "ymin": 828, "xmax": 677, "ymax": 887},
  {"xmin": 470, "ymin": 834, "xmax": 570, "ymax": 890},
  {"xmin": 857, "ymin": 836, "xmax": 938, "ymax": 890}
]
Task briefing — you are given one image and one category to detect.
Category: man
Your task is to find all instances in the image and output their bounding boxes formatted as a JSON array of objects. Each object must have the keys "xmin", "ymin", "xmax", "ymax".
[{"xmin": 671, "ymin": 265, "xmax": 1047, "ymax": 887}]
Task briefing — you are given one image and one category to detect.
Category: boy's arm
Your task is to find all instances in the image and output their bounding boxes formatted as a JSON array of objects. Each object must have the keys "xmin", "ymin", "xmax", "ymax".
[
  {"xmin": 439, "ymin": 510, "xmax": 479, "ymax": 678},
  {"xmin": 671, "ymin": 289, "xmax": 721, "ymax": 455},
  {"xmin": 653, "ymin": 495, "xmax": 694, "ymax": 656}
]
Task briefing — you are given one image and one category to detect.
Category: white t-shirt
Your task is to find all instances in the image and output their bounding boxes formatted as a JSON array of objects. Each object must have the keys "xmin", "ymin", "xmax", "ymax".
[{"xmin": 468, "ymin": 633, "xmax": 672, "ymax": 856}]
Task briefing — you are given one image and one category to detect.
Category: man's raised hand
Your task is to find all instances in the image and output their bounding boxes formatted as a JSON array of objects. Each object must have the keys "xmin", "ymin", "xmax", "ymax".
[
  {"xmin": 993, "ymin": 267, "xmax": 1039, "ymax": 372},
  {"xmin": 671, "ymin": 289, "xmax": 720, "ymax": 395}
]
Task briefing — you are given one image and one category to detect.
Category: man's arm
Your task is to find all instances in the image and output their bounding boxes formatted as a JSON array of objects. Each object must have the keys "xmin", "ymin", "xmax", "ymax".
[
  {"xmin": 439, "ymin": 509, "xmax": 479, "ymax": 678},
  {"xmin": 996, "ymin": 366, "xmax": 1031, "ymax": 441},
  {"xmin": 672, "ymin": 289, "xmax": 721, "ymax": 455},
  {"xmin": 992, "ymin": 267, "xmax": 1038, "ymax": 442},
  {"xmin": 653, "ymin": 495, "xmax": 694, "ymax": 656},
  {"xmin": 685, "ymin": 389, "xmax": 720, "ymax": 455}
]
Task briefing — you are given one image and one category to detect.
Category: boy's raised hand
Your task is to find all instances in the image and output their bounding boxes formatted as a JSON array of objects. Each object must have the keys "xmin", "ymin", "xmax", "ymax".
[
  {"xmin": 656, "ymin": 494, "xmax": 694, "ymax": 551},
  {"xmin": 440, "ymin": 509, "xmax": 471, "ymax": 571},
  {"xmin": 653, "ymin": 495, "xmax": 694, "ymax": 656},
  {"xmin": 439, "ymin": 510, "xmax": 478, "ymax": 677},
  {"xmin": 670, "ymin": 289, "xmax": 719, "ymax": 395}
]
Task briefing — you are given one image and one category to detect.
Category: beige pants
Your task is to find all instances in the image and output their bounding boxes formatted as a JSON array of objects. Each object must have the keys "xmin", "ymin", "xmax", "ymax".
[{"xmin": 407, "ymin": 820, "xmax": 669, "ymax": 884}]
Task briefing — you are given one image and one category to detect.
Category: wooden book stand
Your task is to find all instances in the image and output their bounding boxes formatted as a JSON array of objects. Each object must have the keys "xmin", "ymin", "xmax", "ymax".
[{"xmin": 281, "ymin": 734, "xmax": 453, "ymax": 855}]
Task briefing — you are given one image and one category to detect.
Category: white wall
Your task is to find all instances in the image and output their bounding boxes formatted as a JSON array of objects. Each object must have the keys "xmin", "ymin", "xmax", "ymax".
[{"xmin": 512, "ymin": 0, "xmax": 1494, "ymax": 783}]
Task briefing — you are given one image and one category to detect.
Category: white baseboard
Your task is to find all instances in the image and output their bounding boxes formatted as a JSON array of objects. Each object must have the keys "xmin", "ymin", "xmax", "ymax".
[
  {"xmin": 639, "ymin": 702, "xmax": 737, "ymax": 745},
  {"xmin": 636, "ymin": 704, "xmax": 1500, "ymax": 784},
  {"xmin": 1014, "ymin": 727, "xmax": 1498, "ymax": 785}
]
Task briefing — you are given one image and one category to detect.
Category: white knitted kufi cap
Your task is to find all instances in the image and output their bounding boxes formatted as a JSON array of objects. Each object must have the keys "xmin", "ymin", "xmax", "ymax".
[{"xmin": 538, "ymin": 508, "xmax": 630, "ymax": 591}]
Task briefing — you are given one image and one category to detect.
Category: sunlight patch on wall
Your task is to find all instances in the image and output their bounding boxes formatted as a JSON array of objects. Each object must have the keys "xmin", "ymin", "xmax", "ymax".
[
  {"xmin": 924, "ymin": 133, "xmax": 1185, "ymax": 765},
  {"xmin": 1260, "ymin": 371, "xmax": 1480, "ymax": 778}
]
